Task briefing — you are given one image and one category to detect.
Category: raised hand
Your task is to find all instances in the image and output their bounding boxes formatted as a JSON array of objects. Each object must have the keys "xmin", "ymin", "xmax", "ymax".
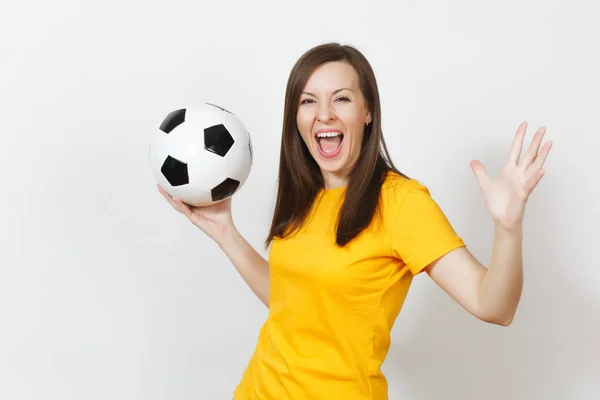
[
  {"xmin": 470, "ymin": 121, "xmax": 553, "ymax": 230},
  {"xmin": 157, "ymin": 184, "xmax": 234, "ymax": 244}
]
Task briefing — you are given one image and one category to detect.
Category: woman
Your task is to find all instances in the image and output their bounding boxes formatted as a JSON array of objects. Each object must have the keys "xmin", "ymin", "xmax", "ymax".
[{"xmin": 158, "ymin": 42, "xmax": 552, "ymax": 399}]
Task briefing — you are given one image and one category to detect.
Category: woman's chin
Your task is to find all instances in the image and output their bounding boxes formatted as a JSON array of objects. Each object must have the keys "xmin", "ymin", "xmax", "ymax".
[{"xmin": 316, "ymin": 156, "xmax": 351, "ymax": 176}]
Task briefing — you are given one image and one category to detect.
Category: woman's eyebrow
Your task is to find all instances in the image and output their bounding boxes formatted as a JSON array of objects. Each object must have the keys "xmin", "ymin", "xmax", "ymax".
[{"xmin": 301, "ymin": 88, "xmax": 354, "ymax": 97}]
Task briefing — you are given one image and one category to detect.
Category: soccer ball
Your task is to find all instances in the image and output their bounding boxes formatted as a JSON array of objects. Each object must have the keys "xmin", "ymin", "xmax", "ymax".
[{"xmin": 149, "ymin": 103, "xmax": 253, "ymax": 206}]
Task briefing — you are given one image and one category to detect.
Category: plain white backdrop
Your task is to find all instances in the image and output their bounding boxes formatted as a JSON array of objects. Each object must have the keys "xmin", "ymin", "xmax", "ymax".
[{"xmin": 1, "ymin": 0, "xmax": 598, "ymax": 399}]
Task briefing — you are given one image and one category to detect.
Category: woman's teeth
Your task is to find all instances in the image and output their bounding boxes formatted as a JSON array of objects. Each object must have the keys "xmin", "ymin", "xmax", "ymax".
[{"xmin": 316, "ymin": 131, "xmax": 342, "ymax": 138}]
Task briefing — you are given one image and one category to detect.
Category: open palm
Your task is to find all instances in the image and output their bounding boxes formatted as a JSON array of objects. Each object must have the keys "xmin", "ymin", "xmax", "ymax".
[
  {"xmin": 158, "ymin": 184, "xmax": 234, "ymax": 243},
  {"xmin": 470, "ymin": 122, "xmax": 553, "ymax": 230}
]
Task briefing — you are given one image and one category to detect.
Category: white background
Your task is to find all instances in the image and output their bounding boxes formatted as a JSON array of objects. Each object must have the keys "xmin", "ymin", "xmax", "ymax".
[{"xmin": 1, "ymin": 0, "xmax": 598, "ymax": 399}]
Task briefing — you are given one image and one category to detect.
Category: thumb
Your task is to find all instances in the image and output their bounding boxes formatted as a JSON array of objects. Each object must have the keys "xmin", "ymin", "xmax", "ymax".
[{"xmin": 470, "ymin": 160, "xmax": 489, "ymax": 187}]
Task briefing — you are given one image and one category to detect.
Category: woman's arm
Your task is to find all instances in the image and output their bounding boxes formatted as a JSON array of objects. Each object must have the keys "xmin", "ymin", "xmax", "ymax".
[
  {"xmin": 424, "ymin": 121, "xmax": 551, "ymax": 326},
  {"xmin": 157, "ymin": 186, "xmax": 270, "ymax": 307},
  {"xmin": 218, "ymin": 226, "xmax": 270, "ymax": 307},
  {"xmin": 424, "ymin": 223, "xmax": 523, "ymax": 326}
]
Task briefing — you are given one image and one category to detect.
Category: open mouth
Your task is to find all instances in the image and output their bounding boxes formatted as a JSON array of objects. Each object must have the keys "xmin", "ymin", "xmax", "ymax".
[{"xmin": 315, "ymin": 131, "xmax": 344, "ymax": 158}]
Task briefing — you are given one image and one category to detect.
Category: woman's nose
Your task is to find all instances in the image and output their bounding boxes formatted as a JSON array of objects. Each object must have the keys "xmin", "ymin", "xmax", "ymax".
[{"xmin": 316, "ymin": 102, "xmax": 335, "ymax": 122}]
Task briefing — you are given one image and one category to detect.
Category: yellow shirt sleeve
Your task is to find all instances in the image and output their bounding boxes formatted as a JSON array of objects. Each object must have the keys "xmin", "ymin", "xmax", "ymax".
[{"xmin": 390, "ymin": 180, "xmax": 466, "ymax": 275}]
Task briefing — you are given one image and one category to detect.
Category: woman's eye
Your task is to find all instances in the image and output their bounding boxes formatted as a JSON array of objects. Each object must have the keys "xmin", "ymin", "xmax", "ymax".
[{"xmin": 300, "ymin": 97, "xmax": 349, "ymax": 104}]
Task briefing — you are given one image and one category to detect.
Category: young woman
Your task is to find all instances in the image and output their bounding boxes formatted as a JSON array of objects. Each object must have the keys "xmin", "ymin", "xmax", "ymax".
[{"xmin": 158, "ymin": 42, "xmax": 552, "ymax": 400}]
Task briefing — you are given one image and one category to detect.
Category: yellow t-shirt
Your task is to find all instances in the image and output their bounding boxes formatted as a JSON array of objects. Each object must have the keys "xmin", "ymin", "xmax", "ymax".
[{"xmin": 234, "ymin": 171, "xmax": 465, "ymax": 399}]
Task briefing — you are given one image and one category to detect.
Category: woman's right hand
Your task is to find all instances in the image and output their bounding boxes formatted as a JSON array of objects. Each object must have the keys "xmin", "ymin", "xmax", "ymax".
[{"xmin": 157, "ymin": 184, "xmax": 235, "ymax": 244}]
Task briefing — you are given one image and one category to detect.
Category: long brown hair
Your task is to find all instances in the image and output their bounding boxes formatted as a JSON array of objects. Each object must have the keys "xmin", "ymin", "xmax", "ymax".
[{"xmin": 265, "ymin": 42, "xmax": 408, "ymax": 248}]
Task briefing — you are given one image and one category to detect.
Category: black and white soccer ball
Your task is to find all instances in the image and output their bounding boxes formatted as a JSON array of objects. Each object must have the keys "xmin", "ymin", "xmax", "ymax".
[{"xmin": 149, "ymin": 103, "xmax": 253, "ymax": 206}]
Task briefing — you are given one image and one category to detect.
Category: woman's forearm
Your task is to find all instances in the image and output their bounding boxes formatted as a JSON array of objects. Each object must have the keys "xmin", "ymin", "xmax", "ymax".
[
  {"xmin": 218, "ymin": 227, "xmax": 270, "ymax": 307},
  {"xmin": 478, "ymin": 223, "xmax": 524, "ymax": 325}
]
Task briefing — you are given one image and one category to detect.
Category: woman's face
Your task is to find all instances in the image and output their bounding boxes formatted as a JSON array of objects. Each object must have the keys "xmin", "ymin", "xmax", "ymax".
[{"xmin": 296, "ymin": 61, "xmax": 371, "ymax": 188}]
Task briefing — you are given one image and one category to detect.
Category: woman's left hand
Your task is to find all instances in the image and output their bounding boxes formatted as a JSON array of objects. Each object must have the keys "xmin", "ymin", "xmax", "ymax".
[{"xmin": 470, "ymin": 121, "xmax": 553, "ymax": 231}]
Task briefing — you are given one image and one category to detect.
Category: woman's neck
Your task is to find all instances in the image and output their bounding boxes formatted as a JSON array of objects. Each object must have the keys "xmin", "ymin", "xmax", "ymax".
[{"xmin": 322, "ymin": 171, "xmax": 348, "ymax": 190}]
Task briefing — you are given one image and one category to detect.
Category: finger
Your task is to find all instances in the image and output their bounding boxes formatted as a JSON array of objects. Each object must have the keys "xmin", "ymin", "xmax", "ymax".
[
  {"xmin": 157, "ymin": 184, "xmax": 171, "ymax": 199},
  {"xmin": 520, "ymin": 126, "xmax": 547, "ymax": 168},
  {"xmin": 470, "ymin": 159, "xmax": 490, "ymax": 188},
  {"xmin": 158, "ymin": 185, "xmax": 191, "ymax": 216},
  {"xmin": 171, "ymin": 197, "xmax": 195, "ymax": 219},
  {"xmin": 508, "ymin": 121, "xmax": 528, "ymax": 165},
  {"xmin": 158, "ymin": 185, "xmax": 177, "ymax": 206},
  {"xmin": 526, "ymin": 140, "xmax": 553, "ymax": 177},
  {"xmin": 525, "ymin": 167, "xmax": 546, "ymax": 193}
]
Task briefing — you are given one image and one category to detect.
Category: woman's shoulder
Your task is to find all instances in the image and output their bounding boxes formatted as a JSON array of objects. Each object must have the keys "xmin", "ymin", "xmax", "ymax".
[
  {"xmin": 379, "ymin": 170, "xmax": 436, "ymax": 219},
  {"xmin": 381, "ymin": 170, "xmax": 428, "ymax": 195}
]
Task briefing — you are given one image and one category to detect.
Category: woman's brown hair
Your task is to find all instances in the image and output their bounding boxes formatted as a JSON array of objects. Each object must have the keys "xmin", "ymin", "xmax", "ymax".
[{"xmin": 265, "ymin": 42, "xmax": 408, "ymax": 248}]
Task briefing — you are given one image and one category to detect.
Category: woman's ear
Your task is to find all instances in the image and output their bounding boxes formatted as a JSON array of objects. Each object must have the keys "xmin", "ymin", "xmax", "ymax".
[{"xmin": 365, "ymin": 112, "xmax": 372, "ymax": 125}]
